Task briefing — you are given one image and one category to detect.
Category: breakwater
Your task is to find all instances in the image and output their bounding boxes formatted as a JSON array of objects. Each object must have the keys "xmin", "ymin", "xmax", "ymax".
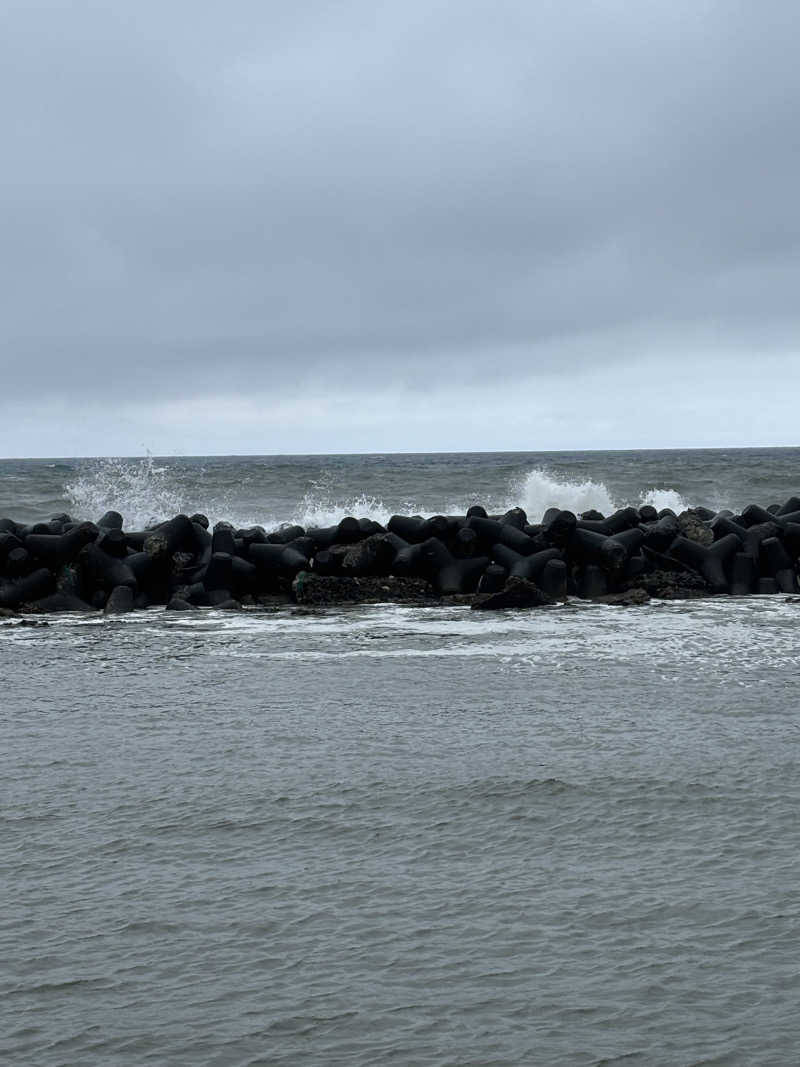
[{"xmin": 1, "ymin": 496, "xmax": 800, "ymax": 614}]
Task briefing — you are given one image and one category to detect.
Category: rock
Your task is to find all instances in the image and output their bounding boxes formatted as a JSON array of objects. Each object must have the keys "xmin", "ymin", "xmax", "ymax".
[
  {"xmin": 166, "ymin": 596, "xmax": 196, "ymax": 611},
  {"xmin": 292, "ymin": 571, "xmax": 433, "ymax": 606},
  {"xmin": 471, "ymin": 576, "xmax": 554, "ymax": 610},
  {"xmin": 592, "ymin": 588, "xmax": 651, "ymax": 606},
  {"xmin": 340, "ymin": 533, "xmax": 397, "ymax": 575},
  {"xmin": 631, "ymin": 569, "xmax": 710, "ymax": 600},
  {"xmin": 105, "ymin": 585, "xmax": 135, "ymax": 614},
  {"xmin": 28, "ymin": 593, "xmax": 95, "ymax": 613},
  {"xmin": 257, "ymin": 593, "xmax": 292, "ymax": 607},
  {"xmin": 677, "ymin": 510, "xmax": 714, "ymax": 547}
]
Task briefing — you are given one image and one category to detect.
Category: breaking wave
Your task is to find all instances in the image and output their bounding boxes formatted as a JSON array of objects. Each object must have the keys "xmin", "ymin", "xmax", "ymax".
[
  {"xmin": 64, "ymin": 458, "xmax": 691, "ymax": 530},
  {"xmin": 65, "ymin": 457, "xmax": 192, "ymax": 529},
  {"xmin": 514, "ymin": 469, "xmax": 616, "ymax": 520},
  {"xmin": 286, "ymin": 470, "xmax": 691, "ymax": 527},
  {"xmin": 294, "ymin": 492, "xmax": 397, "ymax": 530},
  {"xmin": 507, "ymin": 470, "xmax": 689, "ymax": 522},
  {"xmin": 637, "ymin": 487, "xmax": 690, "ymax": 514}
]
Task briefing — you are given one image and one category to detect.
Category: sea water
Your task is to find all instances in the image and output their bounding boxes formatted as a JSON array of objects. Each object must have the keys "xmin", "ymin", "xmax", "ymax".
[{"xmin": 2, "ymin": 449, "xmax": 800, "ymax": 1066}]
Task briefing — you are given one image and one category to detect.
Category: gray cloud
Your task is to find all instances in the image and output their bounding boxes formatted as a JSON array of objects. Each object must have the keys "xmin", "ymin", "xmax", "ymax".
[{"xmin": 1, "ymin": 1, "xmax": 799, "ymax": 448}]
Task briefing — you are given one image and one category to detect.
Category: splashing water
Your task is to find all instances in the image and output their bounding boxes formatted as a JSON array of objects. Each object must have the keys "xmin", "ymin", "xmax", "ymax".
[
  {"xmin": 291, "ymin": 470, "xmax": 415, "ymax": 529},
  {"xmin": 65, "ymin": 457, "xmax": 189, "ymax": 529},
  {"xmin": 63, "ymin": 457, "xmax": 693, "ymax": 531},
  {"xmin": 512, "ymin": 468, "xmax": 617, "ymax": 521},
  {"xmin": 638, "ymin": 487, "xmax": 690, "ymax": 513},
  {"xmin": 294, "ymin": 491, "xmax": 396, "ymax": 530},
  {"xmin": 288, "ymin": 471, "xmax": 691, "ymax": 526}
]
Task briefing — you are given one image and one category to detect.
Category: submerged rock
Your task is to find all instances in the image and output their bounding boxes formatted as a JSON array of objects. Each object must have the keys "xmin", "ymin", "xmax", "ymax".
[
  {"xmin": 471, "ymin": 576, "xmax": 554, "ymax": 610},
  {"xmin": 166, "ymin": 596, "xmax": 196, "ymax": 611},
  {"xmin": 217, "ymin": 598, "xmax": 243, "ymax": 610},
  {"xmin": 292, "ymin": 572, "xmax": 432, "ymax": 606},
  {"xmin": 592, "ymin": 588, "xmax": 651, "ymax": 606},
  {"xmin": 631, "ymin": 570, "xmax": 710, "ymax": 600}
]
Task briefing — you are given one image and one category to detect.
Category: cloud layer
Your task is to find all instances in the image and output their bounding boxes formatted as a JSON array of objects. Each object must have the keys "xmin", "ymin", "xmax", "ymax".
[{"xmin": 2, "ymin": 1, "xmax": 799, "ymax": 453}]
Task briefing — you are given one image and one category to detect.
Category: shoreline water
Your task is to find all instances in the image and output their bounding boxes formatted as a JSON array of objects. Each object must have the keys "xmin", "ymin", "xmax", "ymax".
[
  {"xmin": 4, "ymin": 582, "xmax": 800, "ymax": 1066},
  {"xmin": 4, "ymin": 447, "xmax": 800, "ymax": 1066}
]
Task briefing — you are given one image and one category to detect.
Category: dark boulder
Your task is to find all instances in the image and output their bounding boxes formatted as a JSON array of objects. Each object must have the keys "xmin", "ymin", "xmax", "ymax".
[
  {"xmin": 292, "ymin": 571, "xmax": 432, "ymax": 605},
  {"xmin": 166, "ymin": 596, "xmax": 196, "ymax": 611},
  {"xmin": 592, "ymin": 588, "xmax": 650, "ymax": 606},
  {"xmin": 631, "ymin": 570, "xmax": 710, "ymax": 599},
  {"xmin": 471, "ymin": 576, "xmax": 554, "ymax": 611},
  {"xmin": 105, "ymin": 585, "xmax": 135, "ymax": 614}
]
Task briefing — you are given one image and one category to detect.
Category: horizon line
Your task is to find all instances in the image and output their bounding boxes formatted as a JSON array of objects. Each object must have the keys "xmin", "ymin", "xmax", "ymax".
[{"xmin": 1, "ymin": 443, "xmax": 799, "ymax": 462}]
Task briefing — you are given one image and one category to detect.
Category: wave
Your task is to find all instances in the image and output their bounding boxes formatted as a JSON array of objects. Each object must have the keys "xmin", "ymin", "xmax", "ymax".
[
  {"xmin": 513, "ymin": 470, "xmax": 691, "ymax": 521},
  {"xmin": 637, "ymin": 487, "xmax": 689, "ymax": 514},
  {"xmin": 287, "ymin": 470, "xmax": 407, "ymax": 530},
  {"xmin": 514, "ymin": 469, "xmax": 617, "ymax": 521},
  {"xmin": 64, "ymin": 459, "xmax": 691, "ymax": 529},
  {"xmin": 65, "ymin": 457, "xmax": 192, "ymax": 530},
  {"xmin": 291, "ymin": 468, "xmax": 691, "ymax": 526},
  {"xmin": 293, "ymin": 492, "xmax": 397, "ymax": 530}
]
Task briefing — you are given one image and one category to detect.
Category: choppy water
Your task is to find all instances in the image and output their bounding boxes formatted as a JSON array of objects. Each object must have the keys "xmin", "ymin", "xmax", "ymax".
[
  {"xmin": 1, "ymin": 446, "xmax": 800, "ymax": 528},
  {"xmin": 3, "ymin": 449, "xmax": 800, "ymax": 1065}
]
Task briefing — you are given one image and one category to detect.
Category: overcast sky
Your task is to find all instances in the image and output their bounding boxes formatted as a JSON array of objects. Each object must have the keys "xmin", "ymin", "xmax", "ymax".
[{"xmin": 1, "ymin": 1, "xmax": 799, "ymax": 456}]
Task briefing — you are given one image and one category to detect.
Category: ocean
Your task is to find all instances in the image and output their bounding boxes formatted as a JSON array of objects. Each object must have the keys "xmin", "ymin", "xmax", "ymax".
[{"xmin": 3, "ymin": 448, "xmax": 800, "ymax": 1066}]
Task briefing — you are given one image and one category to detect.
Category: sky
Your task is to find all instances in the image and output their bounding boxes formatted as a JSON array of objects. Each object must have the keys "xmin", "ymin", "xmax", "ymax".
[{"xmin": 1, "ymin": 0, "xmax": 799, "ymax": 457}]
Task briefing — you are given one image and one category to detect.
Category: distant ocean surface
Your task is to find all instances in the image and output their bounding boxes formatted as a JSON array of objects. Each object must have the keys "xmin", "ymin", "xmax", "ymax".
[
  {"xmin": 2, "ymin": 446, "xmax": 800, "ymax": 527},
  {"xmin": 3, "ymin": 448, "xmax": 800, "ymax": 1066}
]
